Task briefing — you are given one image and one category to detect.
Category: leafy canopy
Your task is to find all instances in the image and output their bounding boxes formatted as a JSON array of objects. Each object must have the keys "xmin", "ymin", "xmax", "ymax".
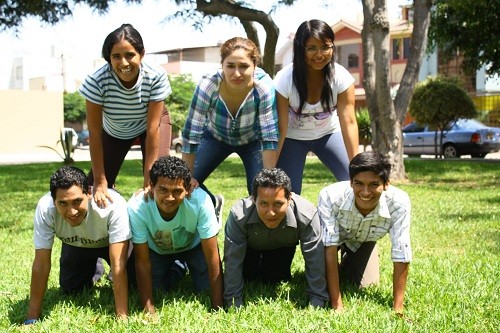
[
  {"xmin": 428, "ymin": 0, "xmax": 500, "ymax": 76},
  {"xmin": 409, "ymin": 75, "xmax": 477, "ymax": 130},
  {"xmin": 165, "ymin": 74, "xmax": 196, "ymax": 133},
  {"xmin": 63, "ymin": 91, "xmax": 86, "ymax": 123}
]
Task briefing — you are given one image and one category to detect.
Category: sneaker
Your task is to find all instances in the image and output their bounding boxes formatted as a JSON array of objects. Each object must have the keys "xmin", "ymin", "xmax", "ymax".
[
  {"xmin": 92, "ymin": 258, "xmax": 105, "ymax": 283},
  {"xmin": 214, "ymin": 194, "xmax": 225, "ymax": 224}
]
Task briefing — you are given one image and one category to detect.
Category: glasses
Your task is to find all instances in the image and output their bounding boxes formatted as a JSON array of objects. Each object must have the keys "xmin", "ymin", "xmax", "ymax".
[{"xmin": 305, "ymin": 45, "xmax": 334, "ymax": 55}]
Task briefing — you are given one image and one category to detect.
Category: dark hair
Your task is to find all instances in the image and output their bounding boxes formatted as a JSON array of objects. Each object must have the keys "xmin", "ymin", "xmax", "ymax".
[
  {"xmin": 50, "ymin": 166, "xmax": 89, "ymax": 200},
  {"xmin": 252, "ymin": 168, "xmax": 292, "ymax": 200},
  {"xmin": 349, "ymin": 151, "xmax": 391, "ymax": 184},
  {"xmin": 292, "ymin": 19, "xmax": 336, "ymax": 114},
  {"xmin": 102, "ymin": 24, "xmax": 144, "ymax": 63},
  {"xmin": 150, "ymin": 156, "xmax": 191, "ymax": 189},
  {"xmin": 220, "ymin": 37, "xmax": 261, "ymax": 66}
]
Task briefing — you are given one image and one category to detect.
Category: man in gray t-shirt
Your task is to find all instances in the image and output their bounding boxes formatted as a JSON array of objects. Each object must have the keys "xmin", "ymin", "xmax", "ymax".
[{"xmin": 24, "ymin": 166, "xmax": 132, "ymax": 325}]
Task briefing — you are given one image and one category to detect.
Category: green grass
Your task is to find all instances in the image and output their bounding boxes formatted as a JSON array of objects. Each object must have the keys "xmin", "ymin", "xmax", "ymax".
[{"xmin": 0, "ymin": 157, "xmax": 499, "ymax": 332}]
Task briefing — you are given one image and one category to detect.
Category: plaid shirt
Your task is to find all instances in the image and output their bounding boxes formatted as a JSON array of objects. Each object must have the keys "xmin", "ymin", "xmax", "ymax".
[
  {"xmin": 182, "ymin": 68, "xmax": 278, "ymax": 153},
  {"xmin": 318, "ymin": 181, "xmax": 412, "ymax": 263}
]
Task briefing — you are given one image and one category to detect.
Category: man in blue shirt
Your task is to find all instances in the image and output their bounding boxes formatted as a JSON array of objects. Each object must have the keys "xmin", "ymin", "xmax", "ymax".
[{"xmin": 128, "ymin": 156, "xmax": 223, "ymax": 313}]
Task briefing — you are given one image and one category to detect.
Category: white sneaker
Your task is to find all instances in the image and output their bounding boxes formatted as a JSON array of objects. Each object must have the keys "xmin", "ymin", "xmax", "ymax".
[{"xmin": 214, "ymin": 194, "xmax": 225, "ymax": 224}]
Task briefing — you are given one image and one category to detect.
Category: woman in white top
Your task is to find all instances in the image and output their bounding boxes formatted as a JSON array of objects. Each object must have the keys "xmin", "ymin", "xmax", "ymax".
[{"xmin": 274, "ymin": 19, "xmax": 358, "ymax": 194}]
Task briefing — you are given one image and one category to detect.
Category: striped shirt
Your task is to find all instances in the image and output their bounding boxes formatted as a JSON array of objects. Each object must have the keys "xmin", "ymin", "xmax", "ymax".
[
  {"xmin": 79, "ymin": 62, "xmax": 171, "ymax": 140},
  {"xmin": 182, "ymin": 67, "xmax": 278, "ymax": 153},
  {"xmin": 318, "ymin": 181, "xmax": 412, "ymax": 262}
]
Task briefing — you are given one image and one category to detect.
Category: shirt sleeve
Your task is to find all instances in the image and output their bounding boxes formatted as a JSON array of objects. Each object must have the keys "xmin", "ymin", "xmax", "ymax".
[
  {"xmin": 33, "ymin": 195, "xmax": 56, "ymax": 249},
  {"xmin": 107, "ymin": 192, "xmax": 132, "ymax": 244},
  {"xmin": 79, "ymin": 72, "xmax": 104, "ymax": 105},
  {"xmin": 255, "ymin": 70, "xmax": 279, "ymax": 150},
  {"xmin": 298, "ymin": 210, "xmax": 329, "ymax": 307},
  {"xmin": 149, "ymin": 66, "xmax": 172, "ymax": 101},
  {"xmin": 195, "ymin": 191, "xmax": 220, "ymax": 239},
  {"xmin": 182, "ymin": 74, "xmax": 217, "ymax": 153},
  {"xmin": 389, "ymin": 192, "xmax": 412, "ymax": 262},
  {"xmin": 128, "ymin": 193, "xmax": 150, "ymax": 244},
  {"xmin": 223, "ymin": 205, "xmax": 248, "ymax": 307},
  {"xmin": 317, "ymin": 185, "xmax": 341, "ymax": 247}
]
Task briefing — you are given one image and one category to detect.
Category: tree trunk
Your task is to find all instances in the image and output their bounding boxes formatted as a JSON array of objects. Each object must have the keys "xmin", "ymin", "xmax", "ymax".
[
  {"xmin": 361, "ymin": 0, "xmax": 431, "ymax": 181},
  {"xmin": 196, "ymin": 0, "xmax": 279, "ymax": 75}
]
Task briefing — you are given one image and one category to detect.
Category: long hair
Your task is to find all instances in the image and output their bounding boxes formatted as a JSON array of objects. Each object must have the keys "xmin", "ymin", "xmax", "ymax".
[
  {"xmin": 292, "ymin": 19, "xmax": 336, "ymax": 114},
  {"xmin": 101, "ymin": 23, "xmax": 144, "ymax": 63}
]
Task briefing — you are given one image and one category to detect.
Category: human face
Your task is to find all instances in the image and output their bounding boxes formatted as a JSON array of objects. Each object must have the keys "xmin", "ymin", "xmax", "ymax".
[
  {"xmin": 54, "ymin": 185, "xmax": 90, "ymax": 227},
  {"xmin": 255, "ymin": 187, "xmax": 290, "ymax": 229},
  {"xmin": 153, "ymin": 177, "xmax": 189, "ymax": 220},
  {"xmin": 221, "ymin": 48, "xmax": 255, "ymax": 91},
  {"xmin": 304, "ymin": 37, "xmax": 334, "ymax": 71},
  {"xmin": 110, "ymin": 39, "xmax": 144, "ymax": 88},
  {"xmin": 350, "ymin": 171, "xmax": 389, "ymax": 216}
]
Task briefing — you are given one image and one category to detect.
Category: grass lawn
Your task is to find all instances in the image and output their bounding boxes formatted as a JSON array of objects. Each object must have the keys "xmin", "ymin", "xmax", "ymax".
[{"xmin": 0, "ymin": 157, "xmax": 498, "ymax": 332}]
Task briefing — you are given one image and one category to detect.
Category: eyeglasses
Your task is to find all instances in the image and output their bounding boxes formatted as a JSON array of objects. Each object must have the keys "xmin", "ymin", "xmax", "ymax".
[{"xmin": 305, "ymin": 45, "xmax": 334, "ymax": 55}]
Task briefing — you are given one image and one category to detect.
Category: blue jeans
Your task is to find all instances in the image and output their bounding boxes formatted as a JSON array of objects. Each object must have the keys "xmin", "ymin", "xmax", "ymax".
[
  {"xmin": 149, "ymin": 243, "xmax": 209, "ymax": 292},
  {"xmin": 193, "ymin": 131, "xmax": 264, "ymax": 196},
  {"xmin": 277, "ymin": 132, "xmax": 350, "ymax": 194}
]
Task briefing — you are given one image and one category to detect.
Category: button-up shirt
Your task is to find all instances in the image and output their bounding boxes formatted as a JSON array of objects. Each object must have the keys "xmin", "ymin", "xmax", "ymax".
[
  {"xmin": 224, "ymin": 194, "xmax": 329, "ymax": 307},
  {"xmin": 318, "ymin": 181, "xmax": 412, "ymax": 263},
  {"xmin": 182, "ymin": 67, "xmax": 278, "ymax": 153}
]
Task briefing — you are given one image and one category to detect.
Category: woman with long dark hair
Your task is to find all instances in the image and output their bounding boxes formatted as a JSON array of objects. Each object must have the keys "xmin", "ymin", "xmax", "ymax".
[{"xmin": 274, "ymin": 19, "xmax": 358, "ymax": 194}]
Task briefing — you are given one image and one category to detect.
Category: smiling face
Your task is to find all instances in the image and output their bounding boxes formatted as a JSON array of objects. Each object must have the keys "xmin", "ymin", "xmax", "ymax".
[
  {"xmin": 255, "ymin": 187, "xmax": 290, "ymax": 229},
  {"xmin": 153, "ymin": 177, "xmax": 189, "ymax": 220},
  {"xmin": 304, "ymin": 37, "xmax": 334, "ymax": 71},
  {"xmin": 110, "ymin": 39, "xmax": 144, "ymax": 88},
  {"xmin": 351, "ymin": 171, "xmax": 389, "ymax": 216},
  {"xmin": 54, "ymin": 185, "xmax": 90, "ymax": 227},
  {"xmin": 221, "ymin": 48, "xmax": 255, "ymax": 91}
]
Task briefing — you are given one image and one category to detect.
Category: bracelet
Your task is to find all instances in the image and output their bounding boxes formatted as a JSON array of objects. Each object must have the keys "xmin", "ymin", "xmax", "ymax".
[{"xmin": 23, "ymin": 319, "xmax": 38, "ymax": 325}]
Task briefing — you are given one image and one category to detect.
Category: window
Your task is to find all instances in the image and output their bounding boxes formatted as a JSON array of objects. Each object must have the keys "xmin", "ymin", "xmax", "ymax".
[
  {"xmin": 348, "ymin": 53, "xmax": 359, "ymax": 68},
  {"xmin": 392, "ymin": 39, "xmax": 401, "ymax": 60},
  {"xmin": 403, "ymin": 38, "xmax": 411, "ymax": 59}
]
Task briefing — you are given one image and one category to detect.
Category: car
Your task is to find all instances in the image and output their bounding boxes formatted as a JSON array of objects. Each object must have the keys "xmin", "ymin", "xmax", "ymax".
[
  {"xmin": 172, "ymin": 136, "xmax": 182, "ymax": 153},
  {"xmin": 77, "ymin": 130, "xmax": 90, "ymax": 146},
  {"xmin": 402, "ymin": 118, "xmax": 500, "ymax": 158}
]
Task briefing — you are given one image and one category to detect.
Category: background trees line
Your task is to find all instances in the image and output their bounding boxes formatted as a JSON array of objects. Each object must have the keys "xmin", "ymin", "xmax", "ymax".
[{"xmin": 5, "ymin": 0, "xmax": 498, "ymax": 180}]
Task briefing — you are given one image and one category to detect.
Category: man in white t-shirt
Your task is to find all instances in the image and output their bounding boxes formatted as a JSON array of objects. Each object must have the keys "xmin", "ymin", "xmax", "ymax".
[{"xmin": 24, "ymin": 166, "xmax": 132, "ymax": 325}]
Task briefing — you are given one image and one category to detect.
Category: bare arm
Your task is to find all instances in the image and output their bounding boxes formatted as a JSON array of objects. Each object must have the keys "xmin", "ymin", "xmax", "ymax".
[
  {"xmin": 201, "ymin": 236, "xmax": 224, "ymax": 309},
  {"xmin": 26, "ymin": 249, "xmax": 52, "ymax": 321},
  {"xmin": 393, "ymin": 262, "xmax": 409, "ymax": 314},
  {"xmin": 86, "ymin": 100, "xmax": 113, "ymax": 207},
  {"xmin": 276, "ymin": 92, "xmax": 289, "ymax": 159},
  {"xmin": 134, "ymin": 243, "xmax": 155, "ymax": 314},
  {"xmin": 337, "ymin": 84, "xmax": 359, "ymax": 160},
  {"xmin": 324, "ymin": 246, "xmax": 343, "ymax": 311},
  {"xmin": 109, "ymin": 241, "xmax": 129, "ymax": 318}
]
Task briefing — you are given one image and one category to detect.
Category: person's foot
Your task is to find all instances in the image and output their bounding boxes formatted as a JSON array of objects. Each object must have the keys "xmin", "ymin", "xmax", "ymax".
[{"xmin": 214, "ymin": 194, "xmax": 225, "ymax": 224}]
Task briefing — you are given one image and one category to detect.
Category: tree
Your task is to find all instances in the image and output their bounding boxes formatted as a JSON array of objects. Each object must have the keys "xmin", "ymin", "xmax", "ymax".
[
  {"xmin": 361, "ymin": 0, "xmax": 432, "ymax": 180},
  {"xmin": 428, "ymin": 0, "xmax": 500, "ymax": 76},
  {"xmin": 408, "ymin": 75, "xmax": 477, "ymax": 158},
  {"xmin": 63, "ymin": 91, "xmax": 86, "ymax": 123},
  {"xmin": 165, "ymin": 74, "xmax": 196, "ymax": 134}
]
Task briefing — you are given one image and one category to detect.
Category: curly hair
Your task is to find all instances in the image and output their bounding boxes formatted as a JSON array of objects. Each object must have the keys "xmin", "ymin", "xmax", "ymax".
[
  {"xmin": 49, "ymin": 166, "xmax": 89, "ymax": 200},
  {"xmin": 149, "ymin": 156, "xmax": 191, "ymax": 189},
  {"xmin": 252, "ymin": 168, "xmax": 292, "ymax": 200}
]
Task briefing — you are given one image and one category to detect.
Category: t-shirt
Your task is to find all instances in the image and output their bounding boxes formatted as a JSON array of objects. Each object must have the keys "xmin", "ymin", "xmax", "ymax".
[
  {"xmin": 79, "ymin": 62, "xmax": 171, "ymax": 140},
  {"xmin": 33, "ymin": 190, "xmax": 131, "ymax": 249},
  {"xmin": 273, "ymin": 62, "xmax": 355, "ymax": 140},
  {"xmin": 128, "ymin": 187, "xmax": 220, "ymax": 255}
]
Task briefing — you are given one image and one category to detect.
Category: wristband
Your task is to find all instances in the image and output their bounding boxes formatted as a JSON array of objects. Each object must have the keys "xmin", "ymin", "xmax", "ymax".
[{"xmin": 24, "ymin": 319, "xmax": 38, "ymax": 325}]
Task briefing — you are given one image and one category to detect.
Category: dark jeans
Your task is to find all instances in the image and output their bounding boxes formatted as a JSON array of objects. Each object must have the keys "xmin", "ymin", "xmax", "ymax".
[
  {"xmin": 242, "ymin": 245, "xmax": 297, "ymax": 284},
  {"xmin": 59, "ymin": 242, "xmax": 135, "ymax": 294}
]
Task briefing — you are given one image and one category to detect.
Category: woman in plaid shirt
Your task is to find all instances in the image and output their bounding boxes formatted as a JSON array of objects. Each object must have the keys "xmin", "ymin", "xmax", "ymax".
[{"xmin": 182, "ymin": 37, "xmax": 279, "ymax": 202}]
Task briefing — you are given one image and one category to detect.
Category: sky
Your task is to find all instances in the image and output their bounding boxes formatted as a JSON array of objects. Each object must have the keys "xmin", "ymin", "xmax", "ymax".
[{"xmin": 0, "ymin": 0, "xmax": 411, "ymax": 89}]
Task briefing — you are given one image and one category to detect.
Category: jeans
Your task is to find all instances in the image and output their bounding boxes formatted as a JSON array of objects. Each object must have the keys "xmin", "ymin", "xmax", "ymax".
[
  {"xmin": 148, "ymin": 243, "xmax": 209, "ymax": 292},
  {"xmin": 277, "ymin": 132, "xmax": 350, "ymax": 194},
  {"xmin": 193, "ymin": 131, "xmax": 264, "ymax": 198}
]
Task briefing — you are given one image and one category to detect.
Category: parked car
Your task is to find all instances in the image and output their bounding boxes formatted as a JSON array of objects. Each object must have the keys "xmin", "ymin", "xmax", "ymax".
[
  {"xmin": 402, "ymin": 118, "xmax": 500, "ymax": 158},
  {"xmin": 172, "ymin": 137, "xmax": 182, "ymax": 153},
  {"xmin": 77, "ymin": 130, "xmax": 89, "ymax": 146}
]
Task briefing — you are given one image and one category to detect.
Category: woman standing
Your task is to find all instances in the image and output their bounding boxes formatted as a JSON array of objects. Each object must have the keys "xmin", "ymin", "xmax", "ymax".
[
  {"xmin": 80, "ymin": 24, "xmax": 171, "ymax": 207},
  {"xmin": 274, "ymin": 19, "xmax": 358, "ymax": 194},
  {"xmin": 182, "ymin": 37, "xmax": 278, "ymax": 201}
]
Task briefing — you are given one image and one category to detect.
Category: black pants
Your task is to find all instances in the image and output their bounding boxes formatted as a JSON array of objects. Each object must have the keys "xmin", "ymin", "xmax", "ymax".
[
  {"xmin": 242, "ymin": 245, "xmax": 297, "ymax": 284},
  {"xmin": 59, "ymin": 243, "xmax": 135, "ymax": 294}
]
